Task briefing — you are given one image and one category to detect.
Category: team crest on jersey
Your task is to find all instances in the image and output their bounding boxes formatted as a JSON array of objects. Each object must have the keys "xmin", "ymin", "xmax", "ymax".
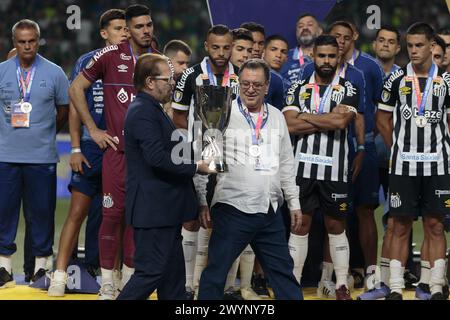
[
  {"xmin": 120, "ymin": 53, "xmax": 132, "ymax": 61},
  {"xmin": 286, "ymin": 94, "xmax": 295, "ymax": 105},
  {"xmin": 404, "ymin": 76, "xmax": 413, "ymax": 82},
  {"xmin": 174, "ymin": 90, "xmax": 183, "ymax": 103},
  {"xmin": 85, "ymin": 59, "xmax": 94, "ymax": 69},
  {"xmin": 103, "ymin": 194, "xmax": 114, "ymax": 208},
  {"xmin": 390, "ymin": 193, "xmax": 402, "ymax": 208},
  {"xmin": 117, "ymin": 88, "xmax": 129, "ymax": 104},
  {"xmin": 331, "ymin": 86, "xmax": 345, "ymax": 104},
  {"xmin": 433, "ymin": 81, "xmax": 446, "ymax": 97},
  {"xmin": 399, "ymin": 86, "xmax": 411, "ymax": 96},
  {"xmin": 381, "ymin": 89, "xmax": 391, "ymax": 102},
  {"xmin": 401, "ymin": 104, "xmax": 412, "ymax": 120}
]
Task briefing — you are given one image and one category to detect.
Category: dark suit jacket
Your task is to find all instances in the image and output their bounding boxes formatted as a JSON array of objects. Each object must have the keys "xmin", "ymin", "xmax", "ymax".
[{"xmin": 124, "ymin": 91, "xmax": 198, "ymax": 228}]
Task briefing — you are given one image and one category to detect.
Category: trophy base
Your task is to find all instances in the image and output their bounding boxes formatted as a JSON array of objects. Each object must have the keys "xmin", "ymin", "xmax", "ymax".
[{"xmin": 209, "ymin": 161, "xmax": 228, "ymax": 172}]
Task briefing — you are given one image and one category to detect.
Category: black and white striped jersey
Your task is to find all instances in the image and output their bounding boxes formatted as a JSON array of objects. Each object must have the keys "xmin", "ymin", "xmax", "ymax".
[
  {"xmin": 283, "ymin": 73, "xmax": 361, "ymax": 182},
  {"xmin": 378, "ymin": 63, "xmax": 450, "ymax": 176}
]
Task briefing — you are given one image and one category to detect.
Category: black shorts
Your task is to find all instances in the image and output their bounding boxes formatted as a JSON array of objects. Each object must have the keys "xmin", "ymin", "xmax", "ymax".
[
  {"xmin": 298, "ymin": 178, "xmax": 350, "ymax": 219},
  {"xmin": 389, "ymin": 174, "xmax": 450, "ymax": 218}
]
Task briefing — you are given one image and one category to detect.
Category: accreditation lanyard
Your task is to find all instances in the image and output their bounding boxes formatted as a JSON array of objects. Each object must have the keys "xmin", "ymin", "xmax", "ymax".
[
  {"xmin": 237, "ymin": 97, "xmax": 268, "ymax": 145},
  {"xmin": 336, "ymin": 62, "xmax": 348, "ymax": 78},
  {"xmin": 294, "ymin": 47, "xmax": 305, "ymax": 66},
  {"xmin": 206, "ymin": 59, "xmax": 230, "ymax": 86},
  {"xmin": 347, "ymin": 49, "xmax": 358, "ymax": 66},
  {"xmin": 412, "ymin": 63, "xmax": 435, "ymax": 116},
  {"xmin": 15, "ymin": 57, "xmax": 37, "ymax": 102},
  {"xmin": 311, "ymin": 72, "xmax": 339, "ymax": 114},
  {"xmin": 129, "ymin": 43, "xmax": 152, "ymax": 66}
]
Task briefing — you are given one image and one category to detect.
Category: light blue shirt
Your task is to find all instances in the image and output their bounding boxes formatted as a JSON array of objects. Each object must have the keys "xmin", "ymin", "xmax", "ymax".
[{"xmin": 0, "ymin": 54, "xmax": 69, "ymax": 163}]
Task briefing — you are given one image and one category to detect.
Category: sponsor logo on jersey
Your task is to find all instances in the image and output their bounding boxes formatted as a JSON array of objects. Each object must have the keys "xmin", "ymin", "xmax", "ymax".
[
  {"xmin": 299, "ymin": 92, "xmax": 310, "ymax": 100},
  {"xmin": 174, "ymin": 90, "xmax": 183, "ymax": 103},
  {"xmin": 93, "ymin": 45, "xmax": 118, "ymax": 62},
  {"xmin": 445, "ymin": 199, "xmax": 450, "ymax": 208},
  {"xmin": 85, "ymin": 59, "xmax": 94, "ymax": 69},
  {"xmin": 286, "ymin": 80, "xmax": 303, "ymax": 95},
  {"xmin": 411, "ymin": 108, "xmax": 443, "ymax": 124},
  {"xmin": 381, "ymin": 89, "xmax": 391, "ymax": 102},
  {"xmin": 103, "ymin": 194, "xmax": 114, "ymax": 208},
  {"xmin": 390, "ymin": 193, "xmax": 402, "ymax": 208},
  {"xmin": 176, "ymin": 67, "xmax": 194, "ymax": 91},
  {"xmin": 399, "ymin": 86, "xmax": 411, "ymax": 96},
  {"xmin": 120, "ymin": 53, "xmax": 132, "ymax": 61},
  {"xmin": 384, "ymin": 68, "xmax": 404, "ymax": 90},
  {"xmin": 93, "ymin": 96, "xmax": 103, "ymax": 103},
  {"xmin": 117, "ymin": 64, "xmax": 128, "ymax": 73},
  {"xmin": 339, "ymin": 203, "xmax": 348, "ymax": 211},
  {"xmin": 332, "ymin": 193, "xmax": 348, "ymax": 201},
  {"xmin": 401, "ymin": 104, "xmax": 412, "ymax": 120},
  {"xmin": 117, "ymin": 88, "xmax": 129, "ymax": 104}
]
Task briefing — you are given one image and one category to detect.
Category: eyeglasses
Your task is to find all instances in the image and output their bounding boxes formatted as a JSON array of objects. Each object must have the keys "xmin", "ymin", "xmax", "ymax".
[
  {"xmin": 149, "ymin": 75, "xmax": 174, "ymax": 83},
  {"xmin": 239, "ymin": 81, "xmax": 266, "ymax": 91}
]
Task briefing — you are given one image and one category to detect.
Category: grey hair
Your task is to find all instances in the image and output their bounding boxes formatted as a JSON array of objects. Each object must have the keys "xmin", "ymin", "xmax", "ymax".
[{"xmin": 12, "ymin": 19, "xmax": 40, "ymax": 40}]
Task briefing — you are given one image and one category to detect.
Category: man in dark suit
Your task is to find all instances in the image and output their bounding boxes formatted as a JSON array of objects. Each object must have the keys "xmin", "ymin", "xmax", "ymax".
[{"xmin": 117, "ymin": 53, "xmax": 214, "ymax": 300}]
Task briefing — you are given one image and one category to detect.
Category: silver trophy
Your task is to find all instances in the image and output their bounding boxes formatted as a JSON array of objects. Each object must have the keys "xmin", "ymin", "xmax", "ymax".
[{"xmin": 194, "ymin": 85, "xmax": 232, "ymax": 172}]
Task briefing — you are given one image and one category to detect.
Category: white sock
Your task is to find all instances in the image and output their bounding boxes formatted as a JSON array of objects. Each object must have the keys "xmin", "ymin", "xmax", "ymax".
[
  {"xmin": 192, "ymin": 227, "xmax": 210, "ymax": 291},
  {"xmin": 288, "ymin": 233, "xmax": 309, "ymax": 284},
  {"xmin": 320, "ymin": 261, "xmax": 334, "ymax": 282},
  {"xmin": 0, "ymin": 255, "xmax": 12, "ymax": 274},
  {"xmin": 430, "ymin": 259, "xmax": 446, "ymax": 295},
  {"xmin": 328, "ymin": 232, "xmax": 350, "ymax": 288},
  {"xmin": 182, "ymin": 228, "xmax": 198, "ymax": 290},
  {"xmin": 239, "ymin": 245, "xmax": 255, "ymax": 289},
  {"xmin": 120, "ymin": 263, "xmax": 134, "ymax": 290},
  {"xmin": 225, "ymin": 257, "xmax": 240, "ymax": 291},
  {"xmin": 53, "ymin": 269, "xmax": 67, "ymax": 282},
  {"xmin": 418, "ymin": 260, "xmax": 430, "ymax": 285},
  {"xmin": 101, "ymin": 268, "xmax": 114, "ymax": 285},
  {"xmin": 34, "ymin": 256, "xmax": 48, "ymax": 273},
  {"xmin": 380, "ymin": 257, "xmax": 390, "ymax": 285},
  {"xmin": 389, "ymin": 259, "xmax": 405, "ymax": 294}
]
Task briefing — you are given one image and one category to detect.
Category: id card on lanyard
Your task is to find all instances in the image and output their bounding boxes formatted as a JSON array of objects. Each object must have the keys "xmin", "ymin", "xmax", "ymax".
[{"xmin": 12, "ymin": 57, "xmax": 37, "ymax": 128}]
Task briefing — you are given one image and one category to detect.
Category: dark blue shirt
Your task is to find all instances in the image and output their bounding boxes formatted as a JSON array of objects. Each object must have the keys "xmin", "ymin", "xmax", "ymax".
[
  {"xmin": 265, "ymin": 70, "xmax": 285, "ymax": 110},
  {"xmin": 280, "ymin": 47, "xmax": 312, "ymax": 92}
]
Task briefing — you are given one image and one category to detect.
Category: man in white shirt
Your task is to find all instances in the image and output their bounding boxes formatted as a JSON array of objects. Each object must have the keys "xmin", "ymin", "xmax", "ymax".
[{"xmin": 197, "ymin": 59, "xmax": 303, "ymax": 300}]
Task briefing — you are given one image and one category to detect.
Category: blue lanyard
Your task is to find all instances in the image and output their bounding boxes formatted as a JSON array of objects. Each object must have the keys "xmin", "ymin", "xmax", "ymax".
[
  {"xmin": 205, "ymin": 59, "xmax": 216, "ymax": 86},
  {"xmin": 413, "ymin": 63, "xmax": 435, "ymax": 116},
  {"xmin": 312, "ymin": 72, "xmax": 338, "ymax": 114},
  {"xmin": 237, "ymin": 97, "xmax": 269, "ymax": 145},
  {"xmin": 15, "ymin": 57, "xmax": 37, "ymax": 102}
]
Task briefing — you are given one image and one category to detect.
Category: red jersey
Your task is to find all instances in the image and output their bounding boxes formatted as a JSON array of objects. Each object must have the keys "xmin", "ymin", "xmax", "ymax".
[{"xmin": 82, "ymin": 41, "xmax": 136, "ymax": 152}]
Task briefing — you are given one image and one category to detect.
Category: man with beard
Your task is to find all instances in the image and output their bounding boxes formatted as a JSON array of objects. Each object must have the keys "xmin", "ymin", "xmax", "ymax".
[
  {"xmin": 283, "ymin": 35, "xmax": 361, "ymax": 300},
  {"xmin": 70, "ymin": 4, "xmax": 157, "ymax": 299},
  {"xmin": 437, "ymin": 28, "xmax": 450, "ymax": 73},
  {"xmin": 280, "ymin": 14, "xmax": 322, "ymax": 90}
]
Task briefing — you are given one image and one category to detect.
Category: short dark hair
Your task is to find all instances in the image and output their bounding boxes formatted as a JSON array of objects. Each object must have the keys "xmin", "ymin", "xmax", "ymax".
[
  {"xmin": 297, "ymin": 13, "xmax": 318, "ymax": 23},
  {"xmin": 376, "ymin": 25, "xmax": 401, "ymax": 43},
  {"xmin": 406, "ymin": 22, "xmax": 435, "ymax": 41},
  {"xmin": 125, "ymin": 4, "xmax": 151, "ymax": 22},
  {"xmin": 437, "ymin": 27, "xmax": 450, "ymax": 36},
  {"xmin": 206, "ymin": 24, "xmax": 231, "ymax": 38},
  {"xmin": 433, "ymin": 34, "xmax": 446, "ymax": 53},
  {"xmin": 314, "ymin": 34, "xmax": 339, "ymax": 49},
  {"xmin": 99, "ymin": 9, "xmax": 125, "ymax": 29},
  {"xmin": 327, "ymin": 20, "xmax": 354, "ymax": 35},
  {"xmin": 238, "ymin": 58, "xmax": 270, "ymax": 82},
  {"xmin": 231, "ymin": 28, "xmax": 253, "ymax": 42},
  {"xmin": 240, "ymin": 22, "xmax": 265, "ymax": 36},
  {"xmin": 163, "ymin": 39, "xmax": 192, "ymax": 57},
  {"xmin": 264, "ymin": 34, "xmax": 289, "ymax": 48},
  {"xmin": 134, "ymin": 53, "xmax": 168, "ymax": 91}
]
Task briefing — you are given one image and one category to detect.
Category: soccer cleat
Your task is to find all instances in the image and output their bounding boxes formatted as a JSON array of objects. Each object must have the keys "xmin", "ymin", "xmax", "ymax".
[
  {"xmin": 223, "ymin": 288, "xmax": 244, "ymax": 300},
  {"xmin": 241, "ymin": 287, "xmax": 262, "ymax": 300},
  {"xmin": 357, "ymin": 282, "xmax": 390, "ymax": 300},
  {"xmin": 0, "ymin": 267, "xmax": 15, "ymax": 289},
  {"xmin": 47, "ymin": 270, "xmax": 68, "ymax": 297},
  {"xmin": 415, "ymin": 283, "xmax": 431, "ymax": 300},
  {"xmin": 404, "ymin": 269, "xmax": 418, "ymax": 289},
  {"xmin": 430, "ymin": 292, "xmax": 446, "ymax": 300},
  {"xmin": 317, "ymin": 280, "xmax": 336, "ymax": 299},
  {"xmin": 335, "ymin": 285, "xmax": 352, "ymax": 300},
  {"xmin": 98, "ymin": 283, "xmax": 116, "ymax": 300},
  {"xmin": 251, "ymin": 274, "xmax": 270, "ymax": 297},
  {"xmin": 386, "ymin": 292, "xmax": 403, "ymax": 300},
  {"xmin": 30, "ymin": 268, "xmax": 47, "ymax": 284}
]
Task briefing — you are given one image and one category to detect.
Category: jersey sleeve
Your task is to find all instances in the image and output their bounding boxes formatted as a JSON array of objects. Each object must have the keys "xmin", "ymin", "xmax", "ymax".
[
  {"xmin": 55, "ymin": 67, "xmax": 70, "ymax": 105},
  {"xmin": 81, "ymin": 53, "xmax": 105, "ymax": 83},
  {"xmin": 371, "ymin": 60, "xmax": 385, "ymax": 104},
  {"xmin": 282, "ymin": 80, "xmax": 303, "ymax": 113},
  {"xmin": 351, "ymin": 70, "xmax": 366, "ymax": 113},
  {"xmin": 70, "ymin": 56, "xmax": 84, "ymax": 83},
  {"xmin": 172, "ymin": 68, "xmax": 195, "ymax": 111},
  {"xmin": 443, "ymin": 72, "xmax": 450, "ymax": 113},
  {"xmin": 267, "ymin": 72, "xmax": 285, "ymax": 110},
  {"xmin": 378, "ymin": 69, "xmax": 403, "ymax": 112}
]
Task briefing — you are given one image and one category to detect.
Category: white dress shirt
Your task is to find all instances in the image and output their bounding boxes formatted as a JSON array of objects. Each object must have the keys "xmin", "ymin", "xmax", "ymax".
[{"xmin": 208, "ymin": 99, "xmax": 300, "ymax": 214}]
